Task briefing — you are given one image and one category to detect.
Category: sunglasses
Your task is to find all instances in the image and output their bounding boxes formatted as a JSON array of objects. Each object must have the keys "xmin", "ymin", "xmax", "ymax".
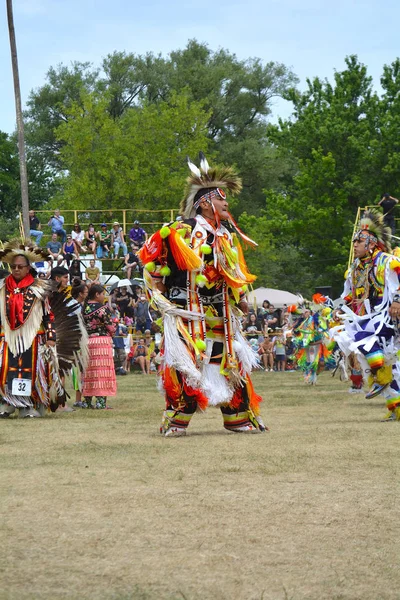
[{"xmin": 11, "ymin": 264, "xmax": 29, "ymax": 270}]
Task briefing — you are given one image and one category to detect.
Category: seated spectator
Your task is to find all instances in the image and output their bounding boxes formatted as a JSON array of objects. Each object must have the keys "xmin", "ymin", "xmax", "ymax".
[
  {"xmin": 129, "ymin": 221, "xmax": 147, "ymax": 247},
  {"xmin": 62, "ymin": 234, "xmax": 78, "ymax": 267},
  {"xmin": 257, "ymin": 300, "xmax": 271, "ymax": 320},
  {"xmin": 69, "ymin": 259, "xmax": 82, "ymax": 280},
  {"xmin": 46, "ymin": 233, "xmax": 63, "ymax": 263},
  {"xmin": 71, "ymin": 223, "xmax": 85, "ymax": 254},
  {"xmin": 85, "ymin": 223, "xmax": 97, "ymax": 254},
  {"xmin": 96, "ymin": 223, "xmax": 111, "ymax": 258},
  {"xmin": 111, "ymin": 222, "xmax": 128, "ymax": 258},
  {"xmin": 47, "ymin": 209, "xmax": 66, "ymax": 243},
  {"xmin": 129, "ymin": 337, "xmax": 151, "ymax": 374},
  {"xmin": 264, "ymin": 304, "xmax": 280, "ymax": 332},
  {"xmin": 85, "ymin": 259, "xmax": 100, "ymax": 284},
  {"xmin": 243, "ymin": 312, "xmax": 262, "ymax": 340},
  {"xmin": 29, "ymin": 210, "xmax": 43, "ymax": 245},
  {"xmin": 258, "ymin": 335, "xmax": 274, "ymax": 372},
  {"xmin": 124, "ymin": 242, "xmax": 140, "ymax": 279}
]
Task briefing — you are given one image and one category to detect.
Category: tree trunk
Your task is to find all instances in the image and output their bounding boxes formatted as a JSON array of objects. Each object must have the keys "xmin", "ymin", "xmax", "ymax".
[{"xmin": 6, "ymin": 0, "xmax": 30, "ymax": 237}]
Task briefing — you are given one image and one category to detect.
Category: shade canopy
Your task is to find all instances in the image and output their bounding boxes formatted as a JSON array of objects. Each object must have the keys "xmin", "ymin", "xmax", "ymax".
[{"xmin": 246, "ymin": 287, "xmax": 300, "ymax": 309}]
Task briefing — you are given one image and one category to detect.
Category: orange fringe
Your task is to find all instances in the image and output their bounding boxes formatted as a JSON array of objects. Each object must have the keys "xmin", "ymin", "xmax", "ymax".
[
  {"xmin": 183, "ymin": 382, "xmax": 208, "ymax": 411},
  {"xmin": 138, "ymin": 231, "xmax": 163, "ymax": 264},
  {"xmin": 163, "ymin": 366, "xmax": 182, "ymax": 401},
  {"xmin": 168, "ymin": 228, "xmax": 202, "ymax": 271},
  {"xmin": 247, "ymin": 377, "xmax": 263, "ymax": 413},
  {"xmin": 229, "ymin": 377, "xmax": 262, "ymax": 414}
]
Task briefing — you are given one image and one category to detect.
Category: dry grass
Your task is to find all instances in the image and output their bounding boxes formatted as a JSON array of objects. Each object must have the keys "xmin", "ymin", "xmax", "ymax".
[{"xmin": 1, "ymin": 370, "xmax": 400, "ymax": 600}]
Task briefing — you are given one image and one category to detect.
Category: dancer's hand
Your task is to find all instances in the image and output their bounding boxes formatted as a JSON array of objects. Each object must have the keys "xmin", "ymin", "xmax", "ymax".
[
  {"xmin": 46, "ymin": 340, "xmax": 56, "ymax": 348},
  {"xmin": 389, "ymin": 301, "xmax": 400, "ymax": 318}
]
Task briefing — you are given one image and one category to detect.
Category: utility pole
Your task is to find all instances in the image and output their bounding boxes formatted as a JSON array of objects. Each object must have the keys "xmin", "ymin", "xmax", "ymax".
[{"xmin": 6, "ymin": 0, "xmax": 30, "ymax": 237}]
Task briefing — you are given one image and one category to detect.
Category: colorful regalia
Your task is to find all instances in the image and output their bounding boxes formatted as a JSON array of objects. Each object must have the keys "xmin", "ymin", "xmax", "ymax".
[
  {"xmin": 290, "ymin": 296, "xmax": 335, "ymax": 384},
  {"xmin": 82, "ymin": 301, "xmax": 117, "ymax": 408},
  {"xmin": 138, "ymin": 153, "xmax": 266, "ymax": 436},
  {"xmin": 331, "ymin": 210, "xmax": 400, "ymax": 420},
  {"xmin": 0, "ymin": 240, "xmax": 87, "ymax": 418}
]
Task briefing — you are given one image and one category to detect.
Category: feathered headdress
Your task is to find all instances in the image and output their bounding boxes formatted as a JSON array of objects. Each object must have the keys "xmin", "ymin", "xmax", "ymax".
[
  {"xmin": 180, "ymin": 152, "xmax": 242, "ymax": 219},
  {"xmin": 180, "ymin": 152, "xmax": 257, "ymax": 247},
  {"xmin": 0, "ymin": 238, "xmax": 50, "ymax": 265},
  {"xmin": 356, "ymin": 210, "xmax": 392, "ymax": 252}
]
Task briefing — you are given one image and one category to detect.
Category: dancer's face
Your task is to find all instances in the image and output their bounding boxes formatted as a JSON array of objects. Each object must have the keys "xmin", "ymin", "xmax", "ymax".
[
  {"xmin": 200, "ymin": 189, "xmax": 230, "ymax": 221},
  {"xmin": 353, "ymin": 231, "xmax": 376, "ymax": 258},
  {"xmin": 10, "ymin": 257, "xmax": 30, "ymax": 282}
]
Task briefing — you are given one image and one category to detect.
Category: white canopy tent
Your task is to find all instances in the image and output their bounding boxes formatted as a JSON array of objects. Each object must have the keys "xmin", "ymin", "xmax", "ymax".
[{"xmin": 246, "ymin": 287, "xmax": 300, "ymax": 309}]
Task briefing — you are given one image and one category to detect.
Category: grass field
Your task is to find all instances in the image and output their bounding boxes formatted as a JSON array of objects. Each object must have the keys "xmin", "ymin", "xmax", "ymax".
[{"xmin": 1, "ymin": 370, "xmax": 399, "ymax": 600}]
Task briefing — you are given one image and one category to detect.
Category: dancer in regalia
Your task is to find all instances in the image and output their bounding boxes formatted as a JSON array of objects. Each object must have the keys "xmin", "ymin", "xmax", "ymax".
[
  {"xmin": 0, "ymin": 239, "xmax": 86, "ymax": 417},
  {"xmin": 138, "ymin": 153, "xmax": 267, "ymax": 436},
  {"xmin": 290, "ymin": 296, "xmax": 335, "ymax": 385},
  {"xmin": 331, "ymin": 210, "xmax": 400, "ymax": 420}
]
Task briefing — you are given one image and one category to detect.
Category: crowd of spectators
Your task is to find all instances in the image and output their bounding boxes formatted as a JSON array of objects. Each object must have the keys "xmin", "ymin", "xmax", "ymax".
[
  {"xmin": 29, "ymin": 209, "xmax": 147, "ymax": 267},
  {"xmin": 242, "ymin": 300, "xmax": 296, "ymax": 372},
  {"xmin": 28, "ymin": 210, "xmax": 147, "ymax": 283}
]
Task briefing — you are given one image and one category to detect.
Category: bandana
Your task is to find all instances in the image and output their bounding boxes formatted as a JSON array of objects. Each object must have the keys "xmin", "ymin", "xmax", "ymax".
[{"xmin": 6, "ymin": 273, "xmax": 35, "ymax": 329}]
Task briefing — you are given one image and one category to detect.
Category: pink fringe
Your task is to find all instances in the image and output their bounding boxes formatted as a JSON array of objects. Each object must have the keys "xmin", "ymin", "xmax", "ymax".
[{"xmin": 82, "ymin": 336, "xmax": 117, "ymax": 397}]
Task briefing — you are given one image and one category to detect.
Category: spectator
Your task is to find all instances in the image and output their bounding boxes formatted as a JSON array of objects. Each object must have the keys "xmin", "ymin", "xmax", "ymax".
[
  {"xmin": 129, "ymin": 337, "xmax": 151, "ymax": 374},
  {"xmin": 111, "ymin": 222, "xmax": 128, "ymax": 258},
  {"xmin": 69, "ymin": 259, "xmax": 82, "ymax": 280},
  {"xmin": 96, "ymin": 223, "xmax": 111, "ymax": 258},
  {"xmin": 113, "ymin": 320, "xmax": 128, "ymax": 375},
  {"xmin": 124, "ymin": 242, "xmax": 140, "ymax": 279},
  {"xmin": 47, "ymin": 209, "xmax": 66, "ymax": 243},
  {"xmin": 258, "ymin": 335, "xmax": 274, "ymax": 372},
  {"xmin": 71, "ymin": 223, "xmax": 85, "ymax": 255},
  {"xmin": 113, "ymin": 285, "xmax": 134, "ymax": 318},
  {"xmin": 29, "ymin": 210, "xmax": 43, "ymax": 245},
  {"xmin": 273, "ymin": 328, "xmax": 287, "ymax": 371},
  {"xmin": 85, "ymin": 259, "xmax": 100, "ymax": 284},
  {"xmin": 262, "ymin": 304, "xmax": 280, "ymax": 333},
  {"xmin": 134, "ymin": 295, "xmax": 151, "ymax": 333},
  {"xmin": 50, "ymin": 266, "xmax": 70, "ymax": 293},
  {"xmin": 257, "ymin": 300, "xmax": 271, "ymax": 320},
  {"xmin": 62, "ymin": 234, "xmax": 78, "ymax": 267},
  {"xmin": 378, "ymin": 193, "xmax": 399, "ymax": 234},
  {"xmin": 243, "ymin": 312, "xmax": 262, "ymax": 340},
  {"xmin": 85, "ymin": 223, "xmax": 97, "ymax": 254},
  {"xmin": 46, "ymin": 233, "xmax": 63, "ymax": 263},
  {"xmin": 129, "ymin": 220, "xmax": 147, "ymax": 247}
]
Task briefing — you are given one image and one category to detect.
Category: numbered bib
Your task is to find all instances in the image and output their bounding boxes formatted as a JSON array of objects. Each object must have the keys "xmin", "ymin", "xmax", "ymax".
[{"xmin": 11, "ymin": 378, "xmax": 32, "ymax": 396}]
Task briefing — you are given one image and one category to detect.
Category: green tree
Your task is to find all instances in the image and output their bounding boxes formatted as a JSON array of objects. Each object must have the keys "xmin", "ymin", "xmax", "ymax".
[
  {"xmin": 25, "ymin": 42, "xmax": 298, "ymax": 213},
  {"xmin": 24, "ymin": 62, "xmax": 99, "ymax": 170},
  {"xmin": 55, "ymin": 91, "xmax": 211, "ymax": 212},
  {"xmin": 0, "ymin": 131, "xmax": 20, "ymax": 217},
  {"xmin": 266, "ymin": 56, "xmax": 381, "ymax": 295}
]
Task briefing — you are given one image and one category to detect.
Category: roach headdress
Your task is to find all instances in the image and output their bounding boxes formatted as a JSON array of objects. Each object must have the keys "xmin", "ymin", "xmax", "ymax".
[
  {"xmin": 0, "ymin": 238, "xmax": 50, "ymax": 265},
  {"xmin": 355, "ymin": 210, "xmax": 392, "ymax": 253},
  {"xmin": 180, "ymin": 152, "xmax": 242, "ymax": 219},
  {"xmin": 180, "ymin": 153, "xmax": 257, "ymax": 247}
]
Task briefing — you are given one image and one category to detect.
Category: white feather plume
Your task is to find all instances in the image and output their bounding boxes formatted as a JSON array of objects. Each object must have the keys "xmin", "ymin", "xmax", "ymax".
[
  {"xmin": 186, "ymin": 156, "xmax": 201, "ymax": 178},
  {"xmin": 199, "ymin": 151, "xmax": 209, "ymax": 175}
]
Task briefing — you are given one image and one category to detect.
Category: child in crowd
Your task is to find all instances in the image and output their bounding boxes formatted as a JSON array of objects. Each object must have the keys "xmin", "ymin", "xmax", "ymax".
[
  {"xmin": 258, "ymin": 334, "xmax": 274, "ymax": 371},
  {"xmin": 273, "ymin": 328, "xmax": 287, "ymax": 371}
]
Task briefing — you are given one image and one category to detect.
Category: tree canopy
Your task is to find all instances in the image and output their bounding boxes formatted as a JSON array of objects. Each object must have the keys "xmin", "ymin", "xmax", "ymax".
[{"xmin": 4, "ymin": 44, "xmax": 400, "ymax": 296}]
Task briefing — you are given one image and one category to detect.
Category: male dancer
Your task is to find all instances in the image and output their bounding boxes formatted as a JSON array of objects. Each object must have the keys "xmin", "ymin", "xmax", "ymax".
[{"xmin": 139, "ymin": 153, "xmax": 266, "ymax": 435}]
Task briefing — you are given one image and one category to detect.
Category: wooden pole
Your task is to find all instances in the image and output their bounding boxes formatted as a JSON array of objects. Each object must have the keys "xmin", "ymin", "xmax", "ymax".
[{"xmin": 6, "ymin": 0, "xmax": 30, "ymax": 237}]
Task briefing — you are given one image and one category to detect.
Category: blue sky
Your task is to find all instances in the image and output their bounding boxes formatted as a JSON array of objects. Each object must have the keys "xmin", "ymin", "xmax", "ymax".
[{"xmin": 1, "ymin": 0, "xmax": 400, "ymax": 134}]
